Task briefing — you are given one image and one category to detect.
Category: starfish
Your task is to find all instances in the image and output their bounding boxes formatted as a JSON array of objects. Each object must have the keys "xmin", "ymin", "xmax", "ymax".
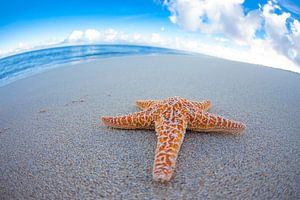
[{"xmin": 101, "ymin": 96, "xmax": 246, "ymax": 182}]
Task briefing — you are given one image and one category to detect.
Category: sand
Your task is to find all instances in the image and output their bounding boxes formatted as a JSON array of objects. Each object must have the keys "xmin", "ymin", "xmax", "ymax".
[{"xmin": 0, "ymin": 55, "xmax": 299, "ymax": 199}]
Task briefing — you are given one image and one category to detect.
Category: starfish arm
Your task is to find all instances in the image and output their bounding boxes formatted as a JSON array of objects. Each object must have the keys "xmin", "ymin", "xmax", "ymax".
[
  {"xmin": 188, "ymin": 111, "xmax": 246, "ymax": 133},
  {"xmin": 190, "ymin": 100, "xmax": 211, "ymax": 111},
  {"xmin": 101, "ymin": 111, "xmax": 154, "ymax": 129},
  {"xmin": 152, "ymin": 117, "xmax": 187, "ymax": 182},
  {"xmin": 135, "ymin": 100, "xmax": 159, "ymax": 110}
]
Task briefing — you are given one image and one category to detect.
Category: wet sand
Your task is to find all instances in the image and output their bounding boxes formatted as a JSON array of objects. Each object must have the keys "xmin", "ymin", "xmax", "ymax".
[{"xmin": 0, "ymin": 55, "xmax": 299, "ymax": 199}]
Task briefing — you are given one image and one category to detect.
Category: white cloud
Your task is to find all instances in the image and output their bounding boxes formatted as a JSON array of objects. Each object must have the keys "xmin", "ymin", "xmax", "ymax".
[
  {"xmin": 64, "ymin": 29, "xmax": 167, "ymax": 47},
  {"xmin": 262, "ymin": 1, "xmax": 300, "ymax": 65},
  {"xmin": 166, "ymin": 35, "xmax": 300, "ymax": 73},
  {"xmin": 164, "ymin": 0, "xmax": 261, "ymax": 44},
  {"xmin": 151, "ymin": 33, "xmax": 162, "ymax": 43},
  {"xmin": 85, "ymin": 29, "xmax": 101, "ymax": 41},
  {"xmin": 104, "ymin": 28, "xmax": 120, "ymax": 41},
  {"xmin": 64, "ymin": 28, "xmax": 131, "ymax": 43},
  {"xmin": 132, "ymin": 33, "xmax": 142, "ymax": 41},
  {"xmin": 291, "ymin": 18, "xmax": 300, "ymax": 36},
  {"xmin": 67, "ymin": 30, "xmax": 84, "ymax": 42},
  {"xmin": 65, "ymin": 29, "xmax": 101, "ymax": 43},
  {"xmin": 163, "ymin": 0, "xmax": 300, "ymax": 70}
]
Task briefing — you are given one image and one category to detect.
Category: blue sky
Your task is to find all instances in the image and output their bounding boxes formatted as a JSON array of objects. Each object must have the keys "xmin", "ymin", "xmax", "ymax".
[
  {"xmin": 0, "ymin": 1, "xmax": 165, "ymax": 44},
  {"xmin": 1, "ymin": 0, "xmax": 300, "ymax": 72}
]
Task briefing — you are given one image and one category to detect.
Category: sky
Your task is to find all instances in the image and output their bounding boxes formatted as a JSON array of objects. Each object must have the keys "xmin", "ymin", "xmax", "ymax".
[{"xmin": 0, "ymin": 0, "xmax": 300, "ymax": 73}]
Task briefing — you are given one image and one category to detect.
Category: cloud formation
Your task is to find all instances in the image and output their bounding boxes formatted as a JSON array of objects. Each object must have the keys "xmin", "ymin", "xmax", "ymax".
[
  {"xmin": 164, "ymin": 0, "xmax": 261, "ymax": 44},
  {"xmin": 64, "ymin": 28, "xmax": 169, "ymax": 46},
  {"xmin": 64, "ymin": 28, "xmax": 150, "ymax": 44},
  {"xmin": 262, "ymin": 2, "xmax": 300, "ymax": 65},
  {"xmin": 163, "ymin": 0, "xmax": 300, "ymax": 68}
]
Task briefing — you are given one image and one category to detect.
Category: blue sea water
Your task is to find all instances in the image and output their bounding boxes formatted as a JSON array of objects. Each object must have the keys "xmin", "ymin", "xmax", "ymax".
[{"xmin": 0, "ymin": 45, "xmax": 183, "ymax": 87}]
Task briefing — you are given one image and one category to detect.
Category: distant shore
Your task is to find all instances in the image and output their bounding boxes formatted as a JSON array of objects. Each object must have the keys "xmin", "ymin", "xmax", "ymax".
[{"xmin": 0, "ymin": 55, "xmax": 299, "ymax": 199}]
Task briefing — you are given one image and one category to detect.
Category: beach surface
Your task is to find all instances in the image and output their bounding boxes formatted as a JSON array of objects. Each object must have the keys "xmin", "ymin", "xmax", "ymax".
[{"xmin": 0, "ymin": 55, "xmax": 299, "ymax": 199}]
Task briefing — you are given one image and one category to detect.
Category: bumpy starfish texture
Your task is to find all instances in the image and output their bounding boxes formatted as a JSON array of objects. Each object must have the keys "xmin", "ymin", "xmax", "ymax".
[{"xmin": 101, "ymin": 96, "xmax": 246, "ymax": 182}]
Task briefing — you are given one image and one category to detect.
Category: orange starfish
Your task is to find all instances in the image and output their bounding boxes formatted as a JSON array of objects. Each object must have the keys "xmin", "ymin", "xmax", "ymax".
[{"xmin": 101, "ymin": 96, "xmax": 246, "ymax": 182}]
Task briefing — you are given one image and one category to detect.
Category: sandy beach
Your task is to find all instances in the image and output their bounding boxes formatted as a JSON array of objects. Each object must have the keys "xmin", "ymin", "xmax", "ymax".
[{"xmin": 0, "ymin": 55, "xmax": 299, "ymax": 199}]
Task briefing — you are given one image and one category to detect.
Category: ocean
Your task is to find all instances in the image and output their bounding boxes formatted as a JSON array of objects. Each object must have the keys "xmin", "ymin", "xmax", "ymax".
[{"xmin": 0, "ymin": 45, "xmax": 183, "ymax": 87}]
